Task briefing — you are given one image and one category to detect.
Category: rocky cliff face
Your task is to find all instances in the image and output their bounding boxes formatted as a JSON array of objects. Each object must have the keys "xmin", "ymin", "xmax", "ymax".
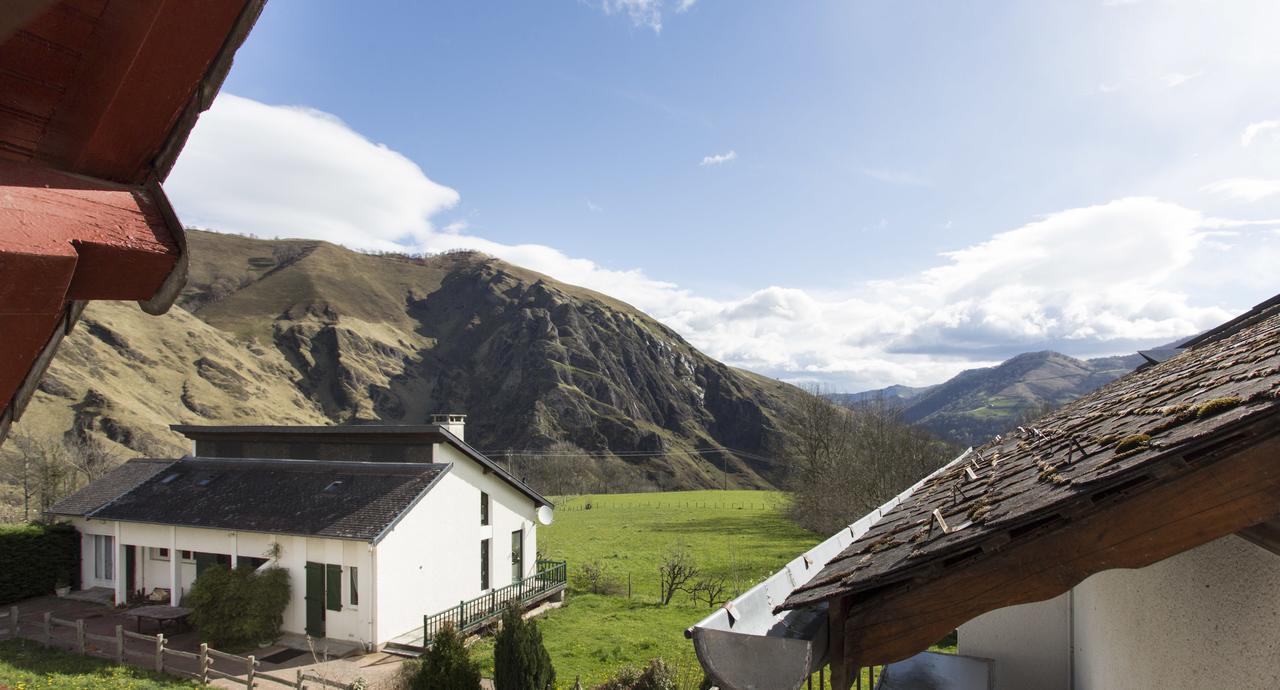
[{"xmin": 12, "ymin": 230, "xmax": 800, "ymax": 490}]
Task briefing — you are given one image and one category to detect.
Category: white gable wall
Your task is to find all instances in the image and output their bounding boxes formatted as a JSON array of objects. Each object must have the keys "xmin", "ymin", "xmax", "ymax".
[
  {"xmin": 374, "ymin": 443, "xmax": 539, "ymax": 643},
  {"xmin": 959, "ymin": 534, "xmax": 1280, "ymax": 689}
]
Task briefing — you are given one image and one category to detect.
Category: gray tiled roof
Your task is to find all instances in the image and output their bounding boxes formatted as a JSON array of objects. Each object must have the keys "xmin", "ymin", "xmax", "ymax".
[
  {"xmin": 85, "ymin": 457, "xmax": 450, "ymax": 542},
  {"xmin": 782, "ymin": 296, "xmax": 1280, "ymax": 611},
  {"xmin": 48, "ymin": 459, "xmax": 176, "ymax": 517}
]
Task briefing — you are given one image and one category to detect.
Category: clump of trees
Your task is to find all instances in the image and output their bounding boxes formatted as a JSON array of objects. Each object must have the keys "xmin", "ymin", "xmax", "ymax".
[
  {"xmin": 494, "ymin": 605, "xmax": 556, "ymax": 690},
  {"xmin": 782, "ymin": 387, "xmax": 957, "ymax": 535},
  {"xmin": 1, "ymin": 432, "xmax": 120, "ymax": 521},
  {"xmin": 401, "ymin": 623, "xmax": 482, "ymax": 689},
  {"xmin": 185, "ymin": 566, "xmax": 291, "ymax": 650}
]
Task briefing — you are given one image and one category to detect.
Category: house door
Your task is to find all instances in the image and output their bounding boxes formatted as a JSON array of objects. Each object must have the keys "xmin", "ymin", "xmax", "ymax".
[
  {"xmin": 510, "ymin": 529, "xmax": 523, "ymax": 582},
  {"xmin": 304, "ymin": 562, "xmax": 326, "ymax": 637},
  {"xmin": 124, "ymin": 546, "xmax": 137, "ymax": 598}
]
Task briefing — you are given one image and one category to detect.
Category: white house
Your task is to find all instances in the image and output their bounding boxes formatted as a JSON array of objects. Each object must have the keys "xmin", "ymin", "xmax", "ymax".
[{"xmin": 47, "ymin": 415, "xmax": 561, "ymax": 650}]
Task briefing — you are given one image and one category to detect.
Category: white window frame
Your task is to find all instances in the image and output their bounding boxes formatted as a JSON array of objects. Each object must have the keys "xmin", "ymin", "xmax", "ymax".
[{"xmin": 149, "ymin": 547, "xmax": 170, "ymax": 561}]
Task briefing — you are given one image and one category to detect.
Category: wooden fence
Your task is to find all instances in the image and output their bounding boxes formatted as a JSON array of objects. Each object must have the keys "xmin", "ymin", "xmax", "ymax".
[{"xmin": 2, "ymin": 605, "xmax": 355, "ymax": 689}]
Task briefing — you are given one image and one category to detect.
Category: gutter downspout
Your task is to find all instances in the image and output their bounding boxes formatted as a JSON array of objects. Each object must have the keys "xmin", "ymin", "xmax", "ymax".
[{"xmin": 369, "ymin": 543, "xmax": 378, "ymax": 648}]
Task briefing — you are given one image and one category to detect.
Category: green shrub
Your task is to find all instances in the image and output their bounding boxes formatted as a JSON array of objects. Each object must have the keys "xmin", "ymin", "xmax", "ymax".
[
  {"xmin": 404, "ymin": 624, "xmax": 481, "ymax": 689},
  {"xmin": 592, "ymin": 658, "xmax": 677, "ymax": 690},
  {"xmin": 186, "ymin": 565, "xmax": 290, "ymax": 650},
  {"xmin": 0, "ymin": 522, "xmax": 79, "ymax": 605},
  {"xmin": 494, "ymin": 606, "xmax": 556, "ymax": 690}
]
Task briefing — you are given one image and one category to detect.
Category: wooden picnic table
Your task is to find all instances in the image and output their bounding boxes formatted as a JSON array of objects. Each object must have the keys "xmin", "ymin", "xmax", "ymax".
[{"xmin": 125, "ymin": 605, "xmax": 192, "ymax": 634}]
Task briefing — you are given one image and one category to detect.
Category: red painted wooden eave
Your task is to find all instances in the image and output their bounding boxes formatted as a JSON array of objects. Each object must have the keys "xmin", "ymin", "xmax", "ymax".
[{"xmin": 0, "ymin": 161, "xmax": 181, "ymax": 434}]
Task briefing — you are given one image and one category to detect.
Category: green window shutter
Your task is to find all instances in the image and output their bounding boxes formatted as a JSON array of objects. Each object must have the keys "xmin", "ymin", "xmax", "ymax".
[
  {"xmin": 480, "ymin": 492, "xmax": 489, "ymax": 525},
  {"xmin": 326, "ymin": 564, "xmax": 342, "ymax": 611}
]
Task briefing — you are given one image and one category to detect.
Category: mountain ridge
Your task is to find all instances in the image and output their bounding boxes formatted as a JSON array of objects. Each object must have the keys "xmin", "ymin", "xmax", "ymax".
[
  {"xmin": 834, "ymin": 349, "xmax": 1149, "ymax": 446},
  {"xmin": 10, "ymin": 230, "xmax": 803, "ymax": 493}
]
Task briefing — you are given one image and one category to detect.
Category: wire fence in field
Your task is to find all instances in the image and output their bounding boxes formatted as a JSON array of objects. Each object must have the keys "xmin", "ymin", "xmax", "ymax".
[{"xmin": 553, "ymin": 498, "xmax": 779, "ymax": 512}]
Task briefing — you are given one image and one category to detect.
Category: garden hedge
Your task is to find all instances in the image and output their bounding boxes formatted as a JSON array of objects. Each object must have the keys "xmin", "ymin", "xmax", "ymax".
[{"xmin": 0, "ymin": 522, "xmax": 80, "ymax": 605}]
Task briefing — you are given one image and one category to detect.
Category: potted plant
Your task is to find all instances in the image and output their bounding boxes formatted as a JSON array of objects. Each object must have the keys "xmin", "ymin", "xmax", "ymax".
[{"xmin": 55, "ymin": 574, "xmax": 70, "ymax": 597}]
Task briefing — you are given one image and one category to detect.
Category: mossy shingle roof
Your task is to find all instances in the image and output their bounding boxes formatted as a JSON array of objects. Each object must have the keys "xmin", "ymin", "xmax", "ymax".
[{"xmin": 782, "ymin": 295, "xmax": 1280, "ymax": 611}]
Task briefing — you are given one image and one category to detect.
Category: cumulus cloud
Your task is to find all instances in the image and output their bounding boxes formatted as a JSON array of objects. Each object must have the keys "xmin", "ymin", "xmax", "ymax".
[
  {"xmin": 599, "ymin": 0, "xmax": 695, "ymax": 32},
  {"xmin": 1242, "ymin": 119, "xmax": 1280, "ymax": 147},
  {"xmin": 168, "ymin": 95, "xmax": 1258, "ymax": 391},
  {"xmin": 166, "ymin": 95, "xmax": 459, "ymax": 251},
  {"xmin": 1202, "ymin": 177, "xmax": 1280, "ymax": 202},
  {"xmin": 699, "ymin": 150, "xmax": 737, "ymax": 166}
]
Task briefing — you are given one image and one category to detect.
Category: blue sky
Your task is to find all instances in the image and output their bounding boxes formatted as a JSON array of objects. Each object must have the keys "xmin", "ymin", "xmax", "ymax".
[{"xmin": 166, "ymin": 0, "xmax": 1280, "ymax": 391}]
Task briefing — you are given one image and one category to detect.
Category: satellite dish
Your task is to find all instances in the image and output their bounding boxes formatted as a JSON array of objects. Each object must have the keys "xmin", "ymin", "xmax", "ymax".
[{"xmin": 537, "ymin": 505, "xmax": 554, "ymax": 526}]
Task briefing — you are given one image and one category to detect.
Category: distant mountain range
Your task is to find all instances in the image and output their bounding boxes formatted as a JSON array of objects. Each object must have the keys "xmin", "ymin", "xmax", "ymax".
[{"xmin": 832, "ymin": 350, "xmax": 1152, "ymax": 447}]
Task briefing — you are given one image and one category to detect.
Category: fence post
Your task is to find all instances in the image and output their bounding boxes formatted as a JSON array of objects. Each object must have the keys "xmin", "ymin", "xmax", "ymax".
[
  {"xmin": 7, "ymin": 606, "xmax": 17, "ymax": 639},
  {"xmin": 115, "ymin": 625, "xmax": 124, "ymax": 664},
  {"xmin": 246, "ymin": 654, "xmax": 256, "ymax": 688},
  {"xmin": 295, "ymin": 668, "xmax": 304, "ymax": 689},
  {"xmin": 75, "ymin": 619, "xmax": 84, "ymax": 655},
  {"xmin": 199, "ymin": 642, "xmax": 209, "ymax": 685},
  {"xmin": 154, "ymin": 633, "xmax": 165, "ymax": 673},
  {"xmin": 42, "ymin": 611, "xmax": 51, "ymax": 647}
]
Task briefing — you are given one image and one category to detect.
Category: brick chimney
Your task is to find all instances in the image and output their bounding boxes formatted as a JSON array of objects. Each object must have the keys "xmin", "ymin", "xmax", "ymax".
[{"xmin": 431, "ymin": 413, "xmax": 467, "ymax": 441}]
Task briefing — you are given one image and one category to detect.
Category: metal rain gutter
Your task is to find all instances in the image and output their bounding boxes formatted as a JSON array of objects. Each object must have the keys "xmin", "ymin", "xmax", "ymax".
[{"xmin": 686, "ymin": 448, "xmax": 974, "ymax": 690}]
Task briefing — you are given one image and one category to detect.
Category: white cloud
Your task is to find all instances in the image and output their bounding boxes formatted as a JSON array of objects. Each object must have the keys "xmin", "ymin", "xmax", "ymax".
[
  {"xmin": 599, "ymin": 0, "xmax": 693, "ymax": 32},
  {"xmin": 1159, "ymin": 70, "xmax": 1204, "ymax": 88},
  {"xmin": 166, "ymin": 95, "xmax": 459, "ymax": 251},
  {"xmin": 1242, "ymin": 119, "xmax": 1280, "ymax": 147},
  {"xmin": 1202, "ymin": 177, "xmax": 1280, "ymax": 202},
  {"xmin": 587, "ymin": 200, "xmax": 603, "ymax": 212},
  {"xmin": 699, "ymin": 150, "xmax": 737, "ymax": 166},
  {"xmin": 1097, "ymin": 82, "xmax": 1122, "ymax": 93},
  {"xmin": 169, "ymin": 95, "xmax": 1258, "ymax": 391}
]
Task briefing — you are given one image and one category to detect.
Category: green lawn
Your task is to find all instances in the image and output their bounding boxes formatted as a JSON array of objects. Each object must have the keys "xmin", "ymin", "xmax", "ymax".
[
  {"xmin": 469, "ymin": 489, "xmax": 822, "ymax": 687},
  {"xmin": 0, "ymin": 639, "xmax": 196, "ymax": 689}
]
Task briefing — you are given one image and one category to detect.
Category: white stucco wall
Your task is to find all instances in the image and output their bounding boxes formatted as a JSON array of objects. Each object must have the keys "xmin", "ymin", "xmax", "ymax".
[
  {"xmin": 958, "ymin": 535, "xmax": 1280, "ymax": 690},
  {"xmin": 68, "ymin": 518, "xmax": 373, "ymax": 646},
  {"xmin": 958, "ymin": 592, "xmax": 1070, "ymax": 690},
  {"xmin": 374, "ymin": 444, "xmax": 539, "ymax": 643},
  {"xmin": 1072, "ymin": 535, "xmax": 1280, "ymax": 690}
]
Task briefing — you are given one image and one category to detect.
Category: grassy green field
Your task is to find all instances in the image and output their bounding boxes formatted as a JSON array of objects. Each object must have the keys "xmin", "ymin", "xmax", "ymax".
[
  {"xmin": 469, "ymin": 489, "xmax": 821, "ymax": 687},
  {"xmin": 0, "ymin": 639, "xmax": 196, "ymax": 689}
]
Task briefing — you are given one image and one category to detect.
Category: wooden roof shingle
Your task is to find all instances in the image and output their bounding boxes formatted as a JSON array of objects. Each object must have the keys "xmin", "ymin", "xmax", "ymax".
[{"xmin": 781, "ymin": 296, "xmax": 1280, "ymax": 612}]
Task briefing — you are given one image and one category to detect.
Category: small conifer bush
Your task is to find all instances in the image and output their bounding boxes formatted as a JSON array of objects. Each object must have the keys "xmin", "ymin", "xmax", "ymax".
[
  {"xmin": 406, "ymin": 623, "xmax": 481, "ymax": 690},
  {"xmin": 494, "ymin": 605, "xmax": 556, "ymax": 690}
]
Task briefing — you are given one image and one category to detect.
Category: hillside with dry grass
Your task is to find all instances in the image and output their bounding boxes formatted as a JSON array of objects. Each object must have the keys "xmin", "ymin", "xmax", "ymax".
[{"xmin": 3, "ymin": 231, "xmax": 802, "ymax": 514}]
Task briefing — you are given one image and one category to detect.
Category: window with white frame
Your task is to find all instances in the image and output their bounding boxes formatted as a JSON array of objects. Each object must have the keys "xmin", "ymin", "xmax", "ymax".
[{"xmin": 149, "ymin": 547, "xmax": 170, "ymax": 561}]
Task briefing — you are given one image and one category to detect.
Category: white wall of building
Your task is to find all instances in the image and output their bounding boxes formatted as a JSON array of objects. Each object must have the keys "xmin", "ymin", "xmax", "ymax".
[
  {"xmin": 1071, "ymin": 535, "xmax": 1280, "ymax": 690},
  {"xmin": 374, "ymin": 444, "xmax": 539, "ymax": 643},
  {"xmin": 958, "ymin": 593, "xmax": 1070, "ymax": 690},
  {"xmin": 959, "ymin": 535, "xmax": 1280, "ymax": 690},
  {"xmin": 68, "ymin": 518, "xmax": 374, "ymax": 646}
]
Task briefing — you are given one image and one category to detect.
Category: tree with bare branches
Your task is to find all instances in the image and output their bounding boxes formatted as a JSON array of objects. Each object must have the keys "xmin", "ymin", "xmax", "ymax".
[
  {"xmin": 782, "ymin": 386, "xmax": 957, "ymax": 534},
  {"xmin": 657, "ymin": 545, "xmax": 699, "ymax": 606}
]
